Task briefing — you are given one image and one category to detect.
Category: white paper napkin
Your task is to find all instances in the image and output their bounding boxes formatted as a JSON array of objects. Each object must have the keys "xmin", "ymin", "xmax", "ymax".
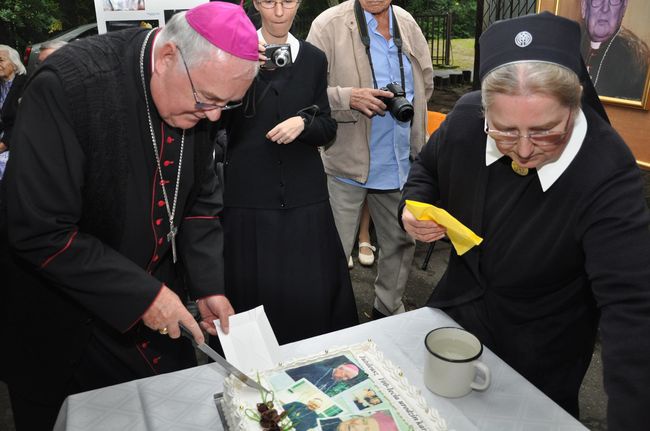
[{"xmin": 215, "ymin": 305, "xmax": 280, "ymax": 372}]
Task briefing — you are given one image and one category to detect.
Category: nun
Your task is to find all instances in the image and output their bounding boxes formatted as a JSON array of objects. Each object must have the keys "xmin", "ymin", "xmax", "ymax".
[{"xmin": 400, "ymin": 11, "xmax": 650, "ymax": 430}]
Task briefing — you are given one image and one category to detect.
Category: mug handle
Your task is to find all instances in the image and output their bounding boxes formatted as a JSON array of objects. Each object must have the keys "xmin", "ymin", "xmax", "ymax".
[{"xmin": 470, "ymin": 361, "xmax": 491, "ymax": 392}]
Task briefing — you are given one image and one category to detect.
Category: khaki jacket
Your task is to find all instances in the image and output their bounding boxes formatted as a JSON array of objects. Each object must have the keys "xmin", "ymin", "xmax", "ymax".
[{"xmin": 307, "ymin": 0, "xmax": 434, "ymax": 183}]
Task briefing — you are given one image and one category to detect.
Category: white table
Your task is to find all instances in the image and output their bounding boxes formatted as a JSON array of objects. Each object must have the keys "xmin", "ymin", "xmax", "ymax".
[{"xmin": 54, "ymin": 307, "xmax": 586, "ymax": 430}]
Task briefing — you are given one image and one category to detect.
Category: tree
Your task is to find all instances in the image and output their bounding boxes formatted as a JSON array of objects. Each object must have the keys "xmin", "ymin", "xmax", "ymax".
[{"xmin": 0, "ymin": 0, "xmax": 60, "ymax": 54}]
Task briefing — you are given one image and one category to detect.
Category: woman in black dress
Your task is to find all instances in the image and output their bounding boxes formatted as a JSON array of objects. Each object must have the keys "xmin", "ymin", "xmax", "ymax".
[{"xmin": 221, "ymin": 0, "xmax": 358, "ymax": 344}]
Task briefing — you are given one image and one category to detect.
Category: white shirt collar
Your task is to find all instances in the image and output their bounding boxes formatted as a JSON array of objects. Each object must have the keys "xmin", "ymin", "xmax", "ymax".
[
  {"xmin": 257, "ymin": 30, "xmax": 300, "ymax": 62},
  {"xmin": 485, "ymin": 108, "xmax": 587, "ymax": 192}
]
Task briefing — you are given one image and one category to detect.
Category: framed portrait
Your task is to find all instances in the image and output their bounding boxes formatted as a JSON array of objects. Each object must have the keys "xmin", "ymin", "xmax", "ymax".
[{"xmin": 537, "ymin": 0, "xmax": 650, "ymax": 110}]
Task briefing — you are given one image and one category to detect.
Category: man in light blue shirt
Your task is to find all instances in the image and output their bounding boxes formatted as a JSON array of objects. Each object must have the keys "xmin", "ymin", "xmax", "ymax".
[{"xmin": 308, "ymin": 0, "xmax": 433, "ymax": 318}]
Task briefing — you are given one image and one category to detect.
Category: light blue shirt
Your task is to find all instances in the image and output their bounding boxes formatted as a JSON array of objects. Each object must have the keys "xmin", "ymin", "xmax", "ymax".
[{"xmin": 338, "ymin": 8, "xmax": 414, "ymax": 190}]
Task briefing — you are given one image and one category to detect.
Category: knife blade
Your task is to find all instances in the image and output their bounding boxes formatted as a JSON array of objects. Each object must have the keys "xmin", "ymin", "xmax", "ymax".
[{"xmin": 179, "ymin": 322, "xmax": 269, "ymax": 393}]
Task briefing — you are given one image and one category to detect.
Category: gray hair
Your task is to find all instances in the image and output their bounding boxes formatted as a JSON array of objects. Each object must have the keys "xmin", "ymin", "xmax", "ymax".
[
  {"xmin": 40, "ymin": 40, "xmax": 68, "ymax": 51},
  {"xmin": 0, "ymin": 44, "xmax": 27, "ymax": 76},
  {"xmin": 481, "ymin": 62, "xmax": 582, "ymax": 112},
  {"xmin": 157, "ymin": 11, "xmax": 257, "ymax": 79}
]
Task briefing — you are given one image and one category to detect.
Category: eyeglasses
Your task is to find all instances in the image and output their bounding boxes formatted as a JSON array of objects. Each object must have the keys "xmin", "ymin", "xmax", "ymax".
[
  {"xmin": 256, "ymin": 0, "xmax": 300, "ymax": 9},
  {"xmin": 176, "ymin": 47, "xmax": 242, "ymax": 112},
  {"xmin": 485, "ymin": 110, "xmax": 573, "ymax": 148},
  {"xmin": 590, "ymin": 0, "xmax": 623, "ymax": 7}
]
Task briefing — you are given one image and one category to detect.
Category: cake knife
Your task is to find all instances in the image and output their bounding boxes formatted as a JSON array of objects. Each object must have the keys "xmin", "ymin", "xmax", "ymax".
[{"xmin": 179, "ymin": 322, "xmax": 269, "ymax": 393}]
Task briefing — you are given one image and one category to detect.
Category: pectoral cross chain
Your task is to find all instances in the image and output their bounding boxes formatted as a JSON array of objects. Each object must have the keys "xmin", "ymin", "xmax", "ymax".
[{"xmin": 167, "ymin": 225, "xmax": 178, "ymax": 264}]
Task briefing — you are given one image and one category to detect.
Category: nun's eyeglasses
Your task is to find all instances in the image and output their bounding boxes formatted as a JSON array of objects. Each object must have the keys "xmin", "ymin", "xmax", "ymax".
[
  {"xmin": 177, "ymin": 47, "xmax": 242, "ymax": 112},
  {"xmin": 590, "ymin": 0, "xmax": 622, "ymax": 7},
  {"xmin": 256, "ymin": 0, "xmax": 300, "ymax": 9},
  {"xmin": 485, "ymin": 111, "xmax": 572, "ymax": 147}
]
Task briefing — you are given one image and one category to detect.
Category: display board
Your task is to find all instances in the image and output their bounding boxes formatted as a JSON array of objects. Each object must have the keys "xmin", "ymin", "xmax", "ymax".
[
  {"xmin": 93, "ymin": 0, "xmax": 209, "ymax": 34},
  {"xmin": 537, "ymin": 0, "xmax": 650, "ymax": 168}
]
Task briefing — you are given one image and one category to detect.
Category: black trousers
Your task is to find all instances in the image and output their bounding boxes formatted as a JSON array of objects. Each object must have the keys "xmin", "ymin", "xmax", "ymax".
[
  {"xmin": 9, "ymin": 386, "xmax": 63, "ymax": 431},
  {"xmin": 8, "ymin": 323, "xmax": 197, "ymax": 431}
]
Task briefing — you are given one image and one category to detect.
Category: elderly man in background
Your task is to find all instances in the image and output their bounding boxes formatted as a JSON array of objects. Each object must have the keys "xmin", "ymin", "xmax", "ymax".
[
  {"xmin": 307, "ymin": 0, "xmax": 433, "ymax": 319},
  {"xmin": 0, "ymin": 2, "xmax": 258, "ymax": 430},
  {"xmin": 37, "ymin": 40, "xmax": 68, "ymax": 64},
  {"xmin": 580, "ymin": 0, "xmax": 650, "ymax": 100},
  {"xmin": 0, "ymin": 45, "xmax": 27, "ymax": 179}
]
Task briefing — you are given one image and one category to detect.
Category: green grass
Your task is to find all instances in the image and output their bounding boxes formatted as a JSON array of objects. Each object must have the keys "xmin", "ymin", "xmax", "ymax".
[
  {"xmin": 432, "ymin": 38, "xmax": 475, "ymax": 71},
  {"xmin": 449, "ymin": 38, "xmax": 475, "ymax": 70}
]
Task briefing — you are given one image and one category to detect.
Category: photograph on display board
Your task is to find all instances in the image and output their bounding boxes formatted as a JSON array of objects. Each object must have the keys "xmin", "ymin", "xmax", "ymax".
[
  {"xmin": 94, "ymin": 0, "xmax": 208, "ymax": 33},
  {"xmin": 106, "ymin": 19, "xmax": 158, "ymax": 32},
  {"xmin": 540, "ymin": 0, "xmax": 650, "ymax": 109},
  {"xmin": 103, "ymin": 0, "xmax": 145, "ymax": 11},
  {"xmin": 164, "ymin": 9, "xmax": 188, "ymax": 22}
]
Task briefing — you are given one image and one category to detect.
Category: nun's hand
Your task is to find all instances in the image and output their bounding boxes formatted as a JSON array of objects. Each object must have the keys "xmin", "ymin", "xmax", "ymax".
[{"xmin": 402, "ymin": 207, "xmax": 446, "ymax": 243}]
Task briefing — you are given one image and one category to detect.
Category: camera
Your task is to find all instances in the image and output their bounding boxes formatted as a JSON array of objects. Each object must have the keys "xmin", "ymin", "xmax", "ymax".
[
  {"xmin": 262, "ymin": 43, "xmax": 292, "ymax": 70},
  {"xmin": 379, "ymin": 82, "xmax": 414, "ymax": 122}
]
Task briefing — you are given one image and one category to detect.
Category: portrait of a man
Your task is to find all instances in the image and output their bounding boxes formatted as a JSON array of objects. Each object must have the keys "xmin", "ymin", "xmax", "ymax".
[
  {"xmin": 286, "ymin": 356, "xmax": 368, "ymax": 396},
  {"xmin": 580, "ymin": 0, "xmax": 650, "ymax": 101}
]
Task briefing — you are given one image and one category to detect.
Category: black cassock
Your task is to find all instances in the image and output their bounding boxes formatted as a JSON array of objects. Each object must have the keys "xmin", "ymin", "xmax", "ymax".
[
  {"xmin": 0, "ymin": 28, "xmax": 225, "ymax": 426},
  {"xmin": 220, "ymin": 39, "xmax": 358, "ymax": 345},
  {"xmin": 401, "ymin": 91, "xmax": 650, "ymax": 429}
]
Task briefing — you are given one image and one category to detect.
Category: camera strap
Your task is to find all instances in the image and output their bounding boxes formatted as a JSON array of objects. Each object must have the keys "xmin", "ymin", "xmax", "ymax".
[{"xmin": 353, "ymin": 0, "xmax": 406, "ymax": 91}]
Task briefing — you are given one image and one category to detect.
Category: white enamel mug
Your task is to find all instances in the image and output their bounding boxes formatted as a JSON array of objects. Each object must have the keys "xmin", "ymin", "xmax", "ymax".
[{"xmin": 423, "ymin": 327, "xmax": 491, "ymax": 398}]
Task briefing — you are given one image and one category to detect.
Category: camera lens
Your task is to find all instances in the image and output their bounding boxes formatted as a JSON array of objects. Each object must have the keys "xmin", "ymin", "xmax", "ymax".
[
  {"xmin": 273, "ymin": 49, "xmax": 290, "ymax": 68},
  {"xmin": 392, "ymin": 102, "xmax": 414, "ymax": 122}
]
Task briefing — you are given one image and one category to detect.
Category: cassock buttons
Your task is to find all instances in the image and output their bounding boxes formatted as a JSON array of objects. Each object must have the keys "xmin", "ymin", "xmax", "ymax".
[{"xmin": 158, "ymin": 200, "xmax": 165, "ymax": 207}]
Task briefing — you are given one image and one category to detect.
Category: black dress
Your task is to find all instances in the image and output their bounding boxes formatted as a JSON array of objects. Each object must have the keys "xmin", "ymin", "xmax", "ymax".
[{"xmin": 222, "ymin": 39, "xmax": 358, "ymax": 344}]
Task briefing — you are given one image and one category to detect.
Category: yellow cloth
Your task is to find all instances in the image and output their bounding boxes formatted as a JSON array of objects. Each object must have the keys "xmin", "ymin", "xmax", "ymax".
[{"xmin": 405, "ymin": 200, "xmax": 483, "ymax": 256}]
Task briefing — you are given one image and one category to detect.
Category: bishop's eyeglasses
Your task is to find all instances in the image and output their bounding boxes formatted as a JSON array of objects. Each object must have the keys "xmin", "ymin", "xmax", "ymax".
[
  {"xmin": 484, "ymin": 110, "xmax": 573, "ymax": 148},
  {"xmin": 177, "ymin": 47, "xmax": 242, "ymax": 112},
  {"xmin": 256, "ymin": 0, "xmax": 300, "ymax": 9}
]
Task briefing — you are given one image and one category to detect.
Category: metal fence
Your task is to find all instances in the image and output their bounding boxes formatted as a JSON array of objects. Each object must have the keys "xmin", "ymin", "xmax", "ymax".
[
  {"xmin": 415, "ymin": 13, "xmax": 452, "ymax": 66},
  {"xmin": 481, "ymin": 0, "xmax": 537, "ymax": 31}
]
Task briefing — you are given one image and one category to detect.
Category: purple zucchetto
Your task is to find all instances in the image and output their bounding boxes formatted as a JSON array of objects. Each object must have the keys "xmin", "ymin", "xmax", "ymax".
[{"xmin": 186, "ymin": 1, "xmax": 258, "ymax": 61}]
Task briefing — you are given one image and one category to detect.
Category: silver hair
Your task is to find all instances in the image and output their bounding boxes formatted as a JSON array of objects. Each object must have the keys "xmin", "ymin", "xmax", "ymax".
[
  {"xmin": 481, "ymin": 62, "xmax": 582, "ymax": 112},
  {"xmin": 0, "ymin": 44, "xmax": 27, "ymax": 76},
  {"xmin": 40, "ymin": 40, "xmax": 69, "ymax": 51},
  {"xmin": 157, "ymin": 11, "xmax": 258, "ymax": 79}
]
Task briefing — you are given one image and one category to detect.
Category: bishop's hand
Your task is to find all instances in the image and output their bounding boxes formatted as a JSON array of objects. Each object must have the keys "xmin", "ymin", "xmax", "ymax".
[
  {"xmin": 197, "ymin": 295, "xmax": 235, "ymax": 336},
  {"xmin": 142, "ymin": 284, "xmax": 206, "ymax": 344}
]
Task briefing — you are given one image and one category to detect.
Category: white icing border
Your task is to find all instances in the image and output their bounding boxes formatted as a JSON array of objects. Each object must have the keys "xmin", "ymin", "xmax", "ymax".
[{"xmin": 222, "ymin": 341, "xmax": 448, "ymax": 431}]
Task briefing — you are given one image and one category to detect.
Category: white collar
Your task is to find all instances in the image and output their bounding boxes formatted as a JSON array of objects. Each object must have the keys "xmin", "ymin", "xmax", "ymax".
[
  {"xmin": 485, "ymin": 108, "xmax": 587, "ymax": 192},
  {"xmin": 257, "ymin": 30, "xmax": 300, "ymax": 62}
]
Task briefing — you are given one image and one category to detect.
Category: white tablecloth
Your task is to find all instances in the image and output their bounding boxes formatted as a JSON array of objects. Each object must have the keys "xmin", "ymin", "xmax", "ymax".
[{"xmin": 54, "ymin": 307, "xmax": 586, "ymax": 430}]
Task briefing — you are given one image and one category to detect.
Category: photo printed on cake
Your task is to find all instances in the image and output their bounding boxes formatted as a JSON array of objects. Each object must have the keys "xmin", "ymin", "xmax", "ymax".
[{"xmin": 285, "ymin": 354, "xmax": 369, "ymax": 397}]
